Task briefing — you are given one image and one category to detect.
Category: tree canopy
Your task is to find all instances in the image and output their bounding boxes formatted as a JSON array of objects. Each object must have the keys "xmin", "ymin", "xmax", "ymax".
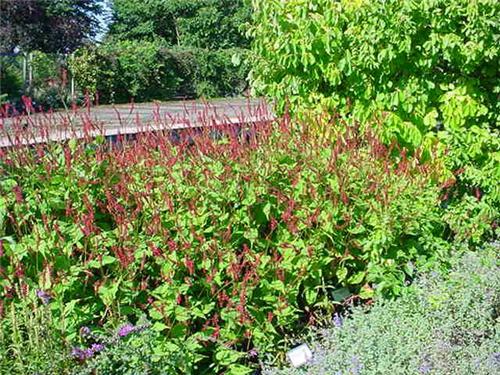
[
  {"xmin": 0, "ymin": 0, "xmax": 103, "ymax": 54},
  {"xmin": 107, "ymin": 0, "xmax": 250, "ymax": 49}
]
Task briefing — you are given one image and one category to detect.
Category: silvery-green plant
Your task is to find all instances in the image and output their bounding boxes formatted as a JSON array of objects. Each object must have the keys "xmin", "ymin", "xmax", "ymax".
[{"xmin": 267, "ymin": 244, "xmax": 499, "ymax": 375}]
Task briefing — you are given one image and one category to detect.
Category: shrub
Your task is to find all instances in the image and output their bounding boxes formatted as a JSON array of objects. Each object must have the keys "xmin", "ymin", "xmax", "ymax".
[
  {"xmin": 249, "ymin": 0, "xmax": 498, "ymax": 123},
  {"xmin": 0, "ymin": 112, "xmax": 446, "ymax": 372},
  {"xmin": 189, "ymin": 47, "xmax": 250, "ymax": 98},
  {"xmin": 249, "ymin": 0, "xmax": 499, "ymax": 243},
  {"xmin": 0, "ymin": 58, "xmax": 23, "ymax": 102},
  {"xmin": 175, "ymin": 0, "xmax": 252, "ymax": 50},
  {"xmin": 266, "ymin": 243, "xmax": 500, "ymax": 375},
  {"xmin": 67, "ymin": 47, "xmax": 104, "ymax": 99},
  {"xmin": 20, "ymin": 51, "xmax": 75, "ymax": 110},
  {"xmin": 69, "ymin": 43, "xmax": 250, "ymax": 102},
  {"xmin": 69, "ymin": 40, "xmax": 183, "ymax": 103},
  {"xmin": 107, "ymin": 0, "xmax": 251, "ymax": 50}
]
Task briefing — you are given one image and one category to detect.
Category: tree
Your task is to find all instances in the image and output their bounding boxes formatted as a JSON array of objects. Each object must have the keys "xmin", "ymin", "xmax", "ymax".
[
  {"xmin": 107, "ymin": 0, "xmax": 250, "ymax": 49},
  {"xmin": 177, "ymin": 0, "xmax": 251, "ymax": 49},
  {"xmin": 0, "ymin": 0, "xmax": 103, "ymax": 54},
  {"xmin": 107, "ymin": 0, "xmax": 184, "ymax": 44},
  {"xmin": 68, "ymin": 0, "xmax": 252, "ymax": 103}
]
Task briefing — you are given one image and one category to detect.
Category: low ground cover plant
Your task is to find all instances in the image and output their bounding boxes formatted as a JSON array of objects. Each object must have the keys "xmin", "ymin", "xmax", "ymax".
[
  {"xmin": 266, "ymin": 243, "xmax": 500, "ymax": 375},
  {"xmin": 0, "ymin": 108, "xmax": 460, "ymax": 372}
]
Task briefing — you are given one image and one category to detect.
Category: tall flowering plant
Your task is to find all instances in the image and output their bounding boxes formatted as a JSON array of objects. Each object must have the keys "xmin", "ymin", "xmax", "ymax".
[{"xmin": 0, "ymin": 108, "xmax": 446, "ymax": 371}]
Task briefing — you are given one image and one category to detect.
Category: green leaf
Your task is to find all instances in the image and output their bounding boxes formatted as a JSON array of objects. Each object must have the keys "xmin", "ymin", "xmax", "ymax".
[
  {"xmin": 98, "ymin": 282, "xmax": 119, "ymax": 307},
  {"xmin": 149, "ymin": 308, "xmax": 164, "ymax": 321},
  {"xmin": 170, "ymin": 324, "xmax": 187, "ymax": 338},
  {"xmin": 359, "ymin": 285, "xmax": 374, "ymax": 299},
  {"xmin": 336, "ymin": 267, "xmax": 348, "ymax": 282},
  {"xmin": 152, "ymin": 322, "xmax": 168, "ymax": 332},
  {"xmin": 348, "ymin": 271, "xmax": 366, "ymax": 285},
  {"xmin": 331, "ymin": 287, "xmax": 351, "ymax": 302},
  {"xmin": 215, "ymin": 347, "xmax": 245, "ymax": 366},
  {"xmin": 227, "ymin": 364, "xmax": 253, "ymax": 375},
  {"xmin": 305, "ymin": 288, "xmax": 318, "ymax": 305},
  {"xmin": 86, "ymin": 255, "xmax": 117, "ymax": 269}
]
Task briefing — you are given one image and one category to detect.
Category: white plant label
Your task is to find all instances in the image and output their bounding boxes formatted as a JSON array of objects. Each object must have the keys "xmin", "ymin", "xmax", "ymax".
[{"xmin": 287, "ymin": 344, "xmax": 313, "ymax": 368}]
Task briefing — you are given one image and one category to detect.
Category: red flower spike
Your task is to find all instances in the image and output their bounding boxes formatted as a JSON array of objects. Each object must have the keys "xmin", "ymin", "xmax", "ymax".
[
  {"xmin": 12, "ymin": 185, "xmax": 23, "ymax": 204},
  {"xmin": 267, "ymin": 311, "xmax": 274, "ymax": 322},
  {"xmin": 185, "ymin": 257, "xmax": 195, "ymax": 275}
]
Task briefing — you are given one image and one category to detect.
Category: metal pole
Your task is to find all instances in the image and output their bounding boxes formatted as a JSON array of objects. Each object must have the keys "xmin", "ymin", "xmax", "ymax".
[
  {"xmin": 0, "ymin": 55, "xmax": 2, "ymax": 100},
  {"xmin": 23, "ymin": 53, "xmax": 27, "ymax": 88},
  {"xmin": 28, "ymin": 52, "xmax": 33, "ymax": 89},
  {"xmin": 69, "ymin": 52, "xmax": 75, "ymax": 100}
]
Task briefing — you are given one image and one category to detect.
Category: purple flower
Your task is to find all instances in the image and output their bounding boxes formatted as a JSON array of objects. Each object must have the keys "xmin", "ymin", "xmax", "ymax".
[
  {"xmin": 117, "ymin": 322, "xmax": 148, "ymax": 338},
  {"xmin": 36, "ymin": 289, "xmax": 51, "ymax": 305},
  {"xmin": 333, "ymin": 313, "xmax": 343, "ymax": 328},
  {"xmin": 248, "ymin": 348, "xmax": 258, "ymax": 358},
  {"xmin": 350, "ymin": 356, "xmax": 363, "ymax": 375},
  {"xmin": 71, "ymin": 343, "xmax": 105, "ymax": 361},
  {"xmin": 419, "ymin": 355, "xmax": 432, "ymax": 374},
  {"xmin": 419, "ymin": 363, "xmax": 432, "ymax": 374},
  {"xmin": 490, "ymin": 352, "xmax": 500, "ymax": 366},
  {"xmin": 90, "ymin": 343, "xmax": 105, "ymax": 353},
  {"xmin": 118, "ymin": 323, "xmax": 136, "ymax": 337},
  {"xmin": 80, "ymin": 326, "xmax": 91, "ymax": 337},
  {"xmin": 71, "ymin": 347, "xmax": 89, "ymax": 361}
]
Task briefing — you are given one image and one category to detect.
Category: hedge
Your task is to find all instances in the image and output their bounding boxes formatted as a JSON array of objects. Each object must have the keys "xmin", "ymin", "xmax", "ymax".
[{"xmin": 69, "ymin": 41, "xmax": 250, "ymax": 103}]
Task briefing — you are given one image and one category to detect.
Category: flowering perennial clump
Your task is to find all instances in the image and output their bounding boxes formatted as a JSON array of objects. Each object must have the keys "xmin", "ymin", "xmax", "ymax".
[
  {"xmin": 2, "ymin": 103, "xmax": 492, "ymax": 372},
  {"xmin": 117, "ymin": 323, "xmax": 148, "ymax": 338}
]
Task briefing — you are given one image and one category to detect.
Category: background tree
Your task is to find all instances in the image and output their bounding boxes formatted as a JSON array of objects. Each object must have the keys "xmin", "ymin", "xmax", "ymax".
[
  {"xmin": 177, "ymin": 0, "xmax": 251, "ymax": 49},
  {"xmin": 0, "ymin": 0, "xmax": 103, "ymax": 54},
  {"xmin": 68, "ymin": 0, "xmax": 252, "ymax": 102},
  {"xmin": 107, "ymin": 0, "xmax": 250, "ymax": 49},
  {"xmin": 106, "ymin": 0, "xmax": 188, "ymax": 44}
]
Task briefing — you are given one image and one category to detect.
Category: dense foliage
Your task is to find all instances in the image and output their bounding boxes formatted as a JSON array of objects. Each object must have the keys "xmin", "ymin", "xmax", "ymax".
[
  {"xmin": 0, "ymin": 291, "xmax": 72, "ymax": 374},
  {"xmin": 250, "ymin": 0, "xmax": 498, "ymax": 122},
  {"xmin": 108, "ymin": 0, "xmax": 251, "ymax": 49},
  {"xmin": 1, "ymin": 0, "xmax": 251, "ymax": 105},
  {"xmin": 68, "ymin": 0, "xmax": 252, "ymax": 102},
  {"xmin": 0, "ymin": 0, "xmax": 101, "ymax": 107},
  {"xmin": 1, "ymin": 1, "xmax": 498, "ymax": 373},
  {"xmin": 68, "ymin": 42, "xmax": 249, "ymax": 102},
  {"xmin": 267, "ymin": 244, "xmax": 500, "ymax": 375},
  {"xmin": 0, "ymin": 52, "xmax": 75, "ymax": 109},
  {"xmin": 0, "ymin": 57, "xmax": 23, "ymax": 103},
  {"xmin": 0, "ymin": 0, "xmax": 102, "ymax": 54},
  {"xmin": 0, "ymin": 109, "xmax": 465, "ymax": 372},
  {"xmin": 249, "ymin": 0, "xmax": 499, "ymax": 244}
]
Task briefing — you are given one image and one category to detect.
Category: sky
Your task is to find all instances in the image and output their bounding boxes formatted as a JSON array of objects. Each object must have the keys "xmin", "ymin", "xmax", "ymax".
[{"xmin": 95, "ymin": 0, "xmax": 113, "ymax": 42}]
